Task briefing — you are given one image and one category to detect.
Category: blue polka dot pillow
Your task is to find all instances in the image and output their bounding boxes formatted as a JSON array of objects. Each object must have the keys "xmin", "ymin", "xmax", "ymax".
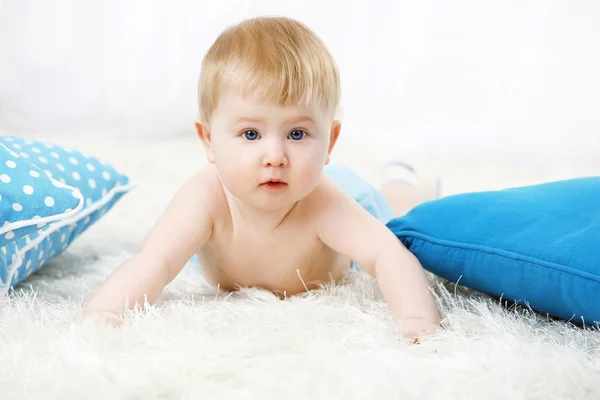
[
  {"xmin": 0, "ymin": 135, "xmax": 133, "ymax": 291},
  {"xmin": 1, "ymin": 142, "xmax": 84, "ymax": 247}
]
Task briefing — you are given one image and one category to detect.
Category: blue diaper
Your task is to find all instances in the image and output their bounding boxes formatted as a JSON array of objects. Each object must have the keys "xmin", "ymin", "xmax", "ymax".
[{"xmin": 188, "ymin": 164, "xmax": 393, "ymax": 272}]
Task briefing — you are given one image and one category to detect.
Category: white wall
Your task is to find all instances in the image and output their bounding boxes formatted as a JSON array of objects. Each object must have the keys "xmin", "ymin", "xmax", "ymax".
[{"xmin": 1, "ymin": 0, "xmax": 599, "ymax": 167}]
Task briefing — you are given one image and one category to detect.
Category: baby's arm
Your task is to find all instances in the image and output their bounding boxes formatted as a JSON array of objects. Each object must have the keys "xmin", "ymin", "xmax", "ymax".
[
  {"xmin": 315, "ymin": 176, "xmax": 441, "ymax": 340},
  {"xmin": 81, "ymin": 169, "xmax": 216, "ymax": 324}
]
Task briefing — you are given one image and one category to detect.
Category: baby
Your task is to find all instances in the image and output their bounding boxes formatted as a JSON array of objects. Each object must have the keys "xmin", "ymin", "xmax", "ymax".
[{"xmin": 82, "ymin": 16, "xmax": 442, "ymax": 342}]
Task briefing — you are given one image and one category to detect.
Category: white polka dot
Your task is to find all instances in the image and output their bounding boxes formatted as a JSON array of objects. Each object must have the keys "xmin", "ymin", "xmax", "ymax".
[
  {"xmin": 44, "ymin": 143, "xmax": 53, "ymax": 149},
  {"xmin": 23, "ymin": 185, "xmax": 33, "ymax": 195},
  {"xmin": 11, "ymin": 143, "xmax": 21, "ymax": 149},
  {"xmin": 102, "ymin": 171, "xmax": 111, "ymax": 180},
  {"xmin": 72, "ymin": 171, "xmax": 80, "ymax": 180},
  {"xmin": 60, "ymin": 234, "xmax": 66, "ymax": 242},
  {"xmin": 25, "ymin": 260, "xmax": 32, "ymax": 269},
  {"xmin": 4, "ymin": 137, "xmax": 13, "ymax": 142},
  {"xmin": 86, "ymin": 163, "xmax": 95, "ymax": 171},
  {"xmin": 57, "ymin": 163, "xmax": 65, "ymax": 171},
  {"xmin": 50, "ymin": 152, "xmax": 60, "ymax": 159},
  {"xmin": 5, "ymin": 160, "xmax": 16, "ymax": 168},
  {"xmin": 44, "ymin": 170, "xmax": 52, "ymax": 178},
  {"xmin": 38, "ymin": 156, "xmax": 48, "ymax": 164},
  {"xmin": 24, "ymin": 140, "xmax": 32, "ymax": 145},
  {"xmin": 29, "ymin": 170, "xmax": 40, "ymax": 178},
  {"xmin": 38, "ymin": 251, "xmax": 44, "ymax": 260},
  {"xmin": 45, "ymin": 197, "xmax": 55, "ymax": 207},
  {"xmin": 0, "ymin": 174, "xmax": 11, "ymax": 183},
  {"xmin": 12, "ymin": 203, "xmax": 22, "ymax": 212},
  {"xmin": 86, "ymin": 198, "xmax": 93, "ymax": 206},
  {"xmin": 19, "ymin": 152, "xmax": 29, "ymax": 158},
  {"xmin": 59, "ymin": 178, "xmax": 66, "ymax": 184},
  {"xmin": 32, "ymin": 147, "xmax": 41, "ymax": 153},
  {"xmin": 84, "ymin": 217, "xmax": 91, "ymax": 224},
  {"xmin": 68, "ymin": 156, "xmax": 78, "ymax": 165},
  {"xmin": 5, "ymin": 231, "xmax": 14, "ymax": 240},
  {"xmin": 88, "ymin": 179, "xmax": 96, "ymax": 189}
]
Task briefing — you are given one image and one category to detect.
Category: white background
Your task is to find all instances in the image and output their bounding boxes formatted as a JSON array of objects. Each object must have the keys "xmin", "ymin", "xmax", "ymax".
[{"xmin": 0, "ymin": 0, "xmax": 598, "ymax": 168}]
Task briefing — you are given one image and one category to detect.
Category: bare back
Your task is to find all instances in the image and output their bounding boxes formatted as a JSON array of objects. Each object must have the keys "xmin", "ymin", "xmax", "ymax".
[{"xmin": 196, "ymin": 167, "xmax": 351, "ymax": 296}]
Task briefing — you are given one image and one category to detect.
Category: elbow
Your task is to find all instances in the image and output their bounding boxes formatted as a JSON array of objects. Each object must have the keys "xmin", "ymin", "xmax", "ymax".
[
  {"xmin": 130, "ymin": 250, "xmax": 172, "ymax": 287},
  {"xmin": 374, "ymin": 240, "xmax": 415, "ymax": 276}
]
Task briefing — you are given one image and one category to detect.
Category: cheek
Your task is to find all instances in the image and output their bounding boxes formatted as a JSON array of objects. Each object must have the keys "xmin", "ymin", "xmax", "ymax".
[
  {"xmin": 303, "ymin": 139, "xmax": 329, "ymax": 165},
  {"xmin": 221, "ymin": 172, "xmax": 250, "ymax": 198},
  {"xmin": 211, "ymin": 140, "xmax": 254, "ymax": 193},
  {"xmin": 291, "ymin": 145, "xmax": 328, "ymax": 187}
]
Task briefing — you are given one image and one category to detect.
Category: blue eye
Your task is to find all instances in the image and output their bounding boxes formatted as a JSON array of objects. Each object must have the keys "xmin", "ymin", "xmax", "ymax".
[
  {"xmin": 243, "ymin": 130, "xmax": 259, "ymax": 140},
  {"xmin": 289, "ymin": 129, "xmax": 306, "ymax": 141}
]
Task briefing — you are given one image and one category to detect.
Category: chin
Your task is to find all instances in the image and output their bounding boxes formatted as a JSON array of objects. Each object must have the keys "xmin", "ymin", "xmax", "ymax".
[
  {"xmin": 255, "ymin": 190, "xmax": 305, "ymax": 211},
  {"xmin": 255, "ymin": 197, "xmax": 295, "ymax": 211}
]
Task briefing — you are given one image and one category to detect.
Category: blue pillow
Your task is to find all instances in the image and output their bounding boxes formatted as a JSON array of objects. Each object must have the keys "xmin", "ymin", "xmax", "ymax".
[
  {"xmin": 0, "ymin": 135, "xmax": 134, "ymax": 291},
  {"xmin": 0, "ymin": 141, "xmax": 84, "ymax": 247},
  {"xmin": 386, "ymin": 177, "xmax": 600, "ymax": 326}
]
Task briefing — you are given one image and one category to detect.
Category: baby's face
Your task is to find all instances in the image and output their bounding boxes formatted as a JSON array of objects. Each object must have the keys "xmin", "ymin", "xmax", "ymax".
[{"xmin": 202, "ymin": 89, "xmax": 339, "ymax": 210}]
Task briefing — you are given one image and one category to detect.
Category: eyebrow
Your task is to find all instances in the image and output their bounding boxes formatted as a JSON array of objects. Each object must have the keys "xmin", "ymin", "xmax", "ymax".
[{"xmin": 232, "ymin": 115, "xmax": 315, "ymax": 125}]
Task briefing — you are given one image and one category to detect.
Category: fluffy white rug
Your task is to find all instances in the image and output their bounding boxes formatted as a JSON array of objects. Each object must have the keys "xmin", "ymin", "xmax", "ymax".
[{"xmin": 1, "ymin": 133, "xmax": 599, "ymax": 399}]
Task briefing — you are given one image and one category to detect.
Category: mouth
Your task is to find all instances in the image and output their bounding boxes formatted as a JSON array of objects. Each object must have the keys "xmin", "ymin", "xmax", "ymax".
[{"xmin": 260, "ymin": 179, "xmax": 288, "ymax": 190}]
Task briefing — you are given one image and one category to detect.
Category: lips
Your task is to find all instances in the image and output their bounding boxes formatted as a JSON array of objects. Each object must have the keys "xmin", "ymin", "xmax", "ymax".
[{"xmin": 260, "ymin": 179, "xmax": 288, "ymax": 190}]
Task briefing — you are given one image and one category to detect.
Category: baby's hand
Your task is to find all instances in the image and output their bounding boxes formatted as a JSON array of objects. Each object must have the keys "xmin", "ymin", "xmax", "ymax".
[
  {"xmin": 76, "ymin": 309, "xmax": 124, "ymax": 327},
  {"xmin": 399, "ymin": 317, "xmax": 442, "ymax": 344}
]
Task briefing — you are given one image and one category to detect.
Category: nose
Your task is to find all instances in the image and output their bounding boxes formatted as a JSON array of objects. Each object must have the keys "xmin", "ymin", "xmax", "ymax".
[{"xmin": 262, "ymin": 139, "xmax": 288, "ymax": 167}]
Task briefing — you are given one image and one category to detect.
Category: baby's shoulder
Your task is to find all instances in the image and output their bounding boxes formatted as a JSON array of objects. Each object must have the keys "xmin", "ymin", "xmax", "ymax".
[
  {"xmin": 192, "ymin": 165, "xmax": 221, "ymax": 188},
  {"xmin": 182, "ymin": 165, "xmax": 218, "ymax": 193},
  {"xmin": 302, "ymin": 172, "xmax": 347, "ymax": 214},
  {"xmin": 178, "ymin": 165, "xmax": 225, "ymax": 211}
]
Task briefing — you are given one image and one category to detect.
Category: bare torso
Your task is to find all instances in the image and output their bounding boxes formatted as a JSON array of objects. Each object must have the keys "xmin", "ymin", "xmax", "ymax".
[{"xmin": 195, "ymin": 169, "xmax": 352, "ymax": 296}]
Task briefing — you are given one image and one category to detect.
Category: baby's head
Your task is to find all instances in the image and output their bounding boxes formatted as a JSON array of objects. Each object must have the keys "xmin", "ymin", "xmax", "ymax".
[{"xmin": 196, "ymin": 16, "xmax": 342, "ymax": 210}]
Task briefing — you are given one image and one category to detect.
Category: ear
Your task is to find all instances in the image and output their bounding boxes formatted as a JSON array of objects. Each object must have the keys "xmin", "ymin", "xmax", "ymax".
[
  {"xmin": 195, "ymin": 121, "xmax": 215, "ymax": 163},
  {"xmin": 325, "ymin": 120, "xmax": 341, "ymax": 165}
]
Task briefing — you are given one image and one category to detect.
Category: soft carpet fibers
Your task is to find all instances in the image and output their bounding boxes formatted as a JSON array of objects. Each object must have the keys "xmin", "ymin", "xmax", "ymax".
[{"xmin": 1, "ymin": 133, "xmax": 599, "ymax": 399}]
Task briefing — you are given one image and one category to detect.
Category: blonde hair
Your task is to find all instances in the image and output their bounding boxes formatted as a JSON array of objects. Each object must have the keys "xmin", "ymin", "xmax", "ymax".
[{"xmin": 198, "ymin": 16, "xmax": 341, "ymax": 125}]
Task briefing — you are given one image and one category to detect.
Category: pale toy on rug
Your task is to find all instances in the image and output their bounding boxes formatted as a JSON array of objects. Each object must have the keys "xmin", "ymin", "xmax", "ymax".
[{"xmin": 0, "ymin": 132, "xmax": 598, "ymax": 399}]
